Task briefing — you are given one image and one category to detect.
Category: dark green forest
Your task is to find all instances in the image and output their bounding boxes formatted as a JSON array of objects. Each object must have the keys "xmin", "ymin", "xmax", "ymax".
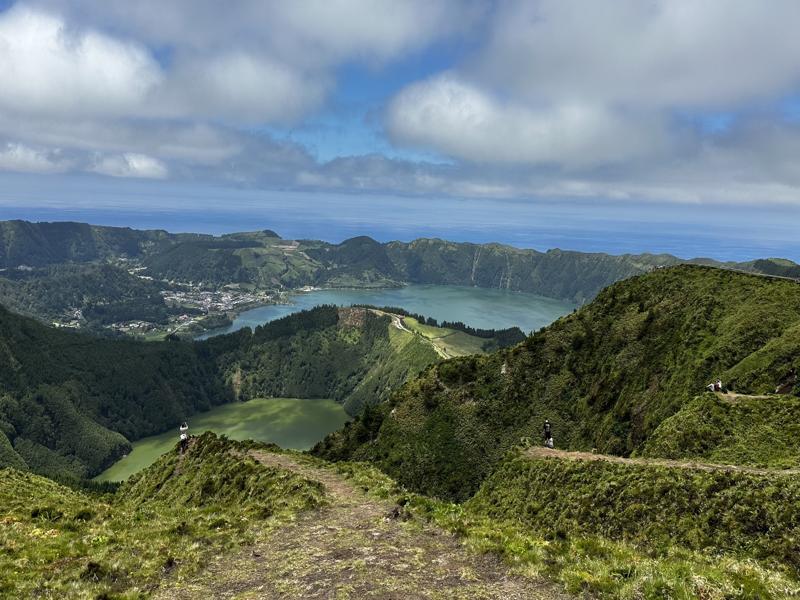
[
  {"xmin": 0, "ymin": 303, "xmax": 229, "ymax": 479},
  {"xmin": 0, "ymin": 263, "xmax": 188, "ymax": 327}
]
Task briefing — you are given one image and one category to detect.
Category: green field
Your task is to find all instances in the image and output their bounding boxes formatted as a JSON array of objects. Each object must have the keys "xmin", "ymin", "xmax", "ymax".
[
  {"xmin": 95, "ymin": 397, "xmax": 349, "ymax": 482},
  {"xmin": 402, "ymin": 316, "xmax": 488, "ymax": 356}
]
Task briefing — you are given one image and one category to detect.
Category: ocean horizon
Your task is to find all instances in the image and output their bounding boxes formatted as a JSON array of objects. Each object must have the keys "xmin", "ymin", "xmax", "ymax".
[{"xmin": 2, "ymin": 174, "xmax": 799, "ymax": 263}]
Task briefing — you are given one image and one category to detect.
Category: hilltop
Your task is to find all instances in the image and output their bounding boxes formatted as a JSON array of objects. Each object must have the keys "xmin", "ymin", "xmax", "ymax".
[{"xmin": 315, "ymin": 265, "xmax": 800, "ymax": 500}]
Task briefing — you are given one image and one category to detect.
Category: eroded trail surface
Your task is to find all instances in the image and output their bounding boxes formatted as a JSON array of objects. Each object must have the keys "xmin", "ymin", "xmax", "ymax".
[
  {"xmin": 525, "ymin": 446, "xmax": 800, "ymax": 476},
  {"xmin": 156, "ymin": 451, "xmax": 569, "ymax": 599}
]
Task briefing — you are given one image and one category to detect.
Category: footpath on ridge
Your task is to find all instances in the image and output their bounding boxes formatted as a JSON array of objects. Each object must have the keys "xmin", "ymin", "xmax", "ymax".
[
  {"xmin": 524, "ymin": 446, "xmax": 800, "ymax": 476},
  {"xmin": 155, "ymin": 450, "xmax": 571, "ymax": 600}
]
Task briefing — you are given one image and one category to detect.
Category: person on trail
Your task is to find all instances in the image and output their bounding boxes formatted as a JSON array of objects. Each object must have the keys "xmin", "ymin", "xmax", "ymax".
[
  {"xmin": 543, "ymin": 420, "xmax": 554, "ymax": 449},
  {"xmin": 179, "ymin": 421, "xmax": 189, "ymax": 454}
]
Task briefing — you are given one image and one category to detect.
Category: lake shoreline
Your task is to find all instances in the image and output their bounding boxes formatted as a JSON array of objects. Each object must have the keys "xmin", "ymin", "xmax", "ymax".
[
  {"xmin": 94, "ymin": 397, "xmax": 349, "ymax": 482},
  {"xmin": 195, "ymin": 284, "xmax": 576, "ymax": 341}
]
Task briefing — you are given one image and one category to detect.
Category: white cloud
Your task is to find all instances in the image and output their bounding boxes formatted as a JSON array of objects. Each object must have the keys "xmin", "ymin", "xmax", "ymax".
[
  {"xmin": 476, "ymin": 0, "xmax": 800, "ymax": 109},
  {"xmin": 387, "ymin": 74, "xmax": 675, "ymax": 167},
  {"xmin": 90, "ymin": 153, "xmax": 168, "ymax": 179},
  {"xmin": 0, "ymin": 143, "xmax": 70, "ymax": 173},
  {"xmin": 163, "ymin": 53, "xmax": 329, "ymax": 123},
  {"xmin": 31, "ymin": 0, "xmax": 480, "ymax": 68},
  {"xmin": 0, "ymin": 6, "xmax": 162, "ymax": 118}
]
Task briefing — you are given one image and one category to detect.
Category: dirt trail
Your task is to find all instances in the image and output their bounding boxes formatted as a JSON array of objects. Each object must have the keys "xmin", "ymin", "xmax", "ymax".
[
  {"xmin": 156, "ymin": 451, "xmax": 570, "ymax": 599},
  {"xmin": 716, "ymin": 391, "xmax": 773, "ymax": 403},
  {"xmin": 525, "ymin": 446, "xmax": 800, "ymax": 476}
]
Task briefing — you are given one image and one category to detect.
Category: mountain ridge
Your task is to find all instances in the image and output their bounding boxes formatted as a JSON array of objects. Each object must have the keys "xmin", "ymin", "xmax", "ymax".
[{"xmin": 3, "ymin": 219, "xmax": 797, "ymax": 302}]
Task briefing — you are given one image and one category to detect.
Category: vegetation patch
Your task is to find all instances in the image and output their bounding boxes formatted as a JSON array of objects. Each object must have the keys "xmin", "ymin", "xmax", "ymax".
[
  {"xmin": 468, "ymin": 449, "xmax": 800, "ymax": 573},
  {"xmin": 0, "ymin": 433, "xmax": 324, "ymax": 598},
  {"xmin": 640, "ymin": 392, "xmax": 800, "ymax": 468}
]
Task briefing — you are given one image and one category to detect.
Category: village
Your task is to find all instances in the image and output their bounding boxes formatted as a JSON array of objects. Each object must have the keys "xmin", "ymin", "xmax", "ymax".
[
  {"xmin": 160, "ymin": 286, "xmax": 276, "ymax": 313},
  {"xmin": 102, "ymin": 285, "xmax": 282, "ymax": 338}
]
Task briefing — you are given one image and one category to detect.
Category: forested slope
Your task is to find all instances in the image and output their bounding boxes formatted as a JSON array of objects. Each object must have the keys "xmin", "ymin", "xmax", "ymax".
[
  {"xmin": 0, "ymin": 263, "xmax": 183, "ymax": 326},
  {"xmin": 0, "ymin": 304, "xmax": 230, "ymax": 479},
  {"xmin": 0, "ymin": 304, "xmax": 453, "ymax": 479},
  {"xmin": 205, "ymin": 305, "xmax": 440, "ymax": 415},
  {"xmin": 315, "ymin": 265, "xmax": 800, "ymax": 500}
]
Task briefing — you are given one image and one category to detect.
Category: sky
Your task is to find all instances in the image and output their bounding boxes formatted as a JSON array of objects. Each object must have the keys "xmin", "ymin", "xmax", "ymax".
[{"xmin": 1, "ymin": 1, "xmax": 800, "ymax": 260}]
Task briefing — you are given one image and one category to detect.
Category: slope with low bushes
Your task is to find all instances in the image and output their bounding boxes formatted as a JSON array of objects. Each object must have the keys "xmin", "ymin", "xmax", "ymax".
[
  {"xmin": 315, "ymin": 265, "xmax": 800, "ymax": 500},
  {"xmin": 639, "ymin": 392, "xmax": 800, "ymax": 467}
]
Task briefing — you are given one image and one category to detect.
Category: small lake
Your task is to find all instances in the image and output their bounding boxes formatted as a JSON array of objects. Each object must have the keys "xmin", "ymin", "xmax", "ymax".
[
  {"xmin": 95, "ymin": 397, "xmax": 349, "ymax": 482},
  {"xmin": 197, "ymin": 284, "xmax": 575, "ymax": 340}
]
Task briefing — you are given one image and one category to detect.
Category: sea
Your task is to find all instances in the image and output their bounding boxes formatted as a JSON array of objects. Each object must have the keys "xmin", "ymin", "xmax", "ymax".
[{"xmin": 2, "ymin": 172, "xmax": 799, "ymax": 262}]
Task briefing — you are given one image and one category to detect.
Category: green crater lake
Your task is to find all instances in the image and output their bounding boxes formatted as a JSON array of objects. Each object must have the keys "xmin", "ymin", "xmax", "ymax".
[
  {"xmin": 198, "ymin": 284, "xmax": 576, "ymax": 340},
  {"xmin": 95, "ymin": 397, "xmax": 349, "ymax": 482}
]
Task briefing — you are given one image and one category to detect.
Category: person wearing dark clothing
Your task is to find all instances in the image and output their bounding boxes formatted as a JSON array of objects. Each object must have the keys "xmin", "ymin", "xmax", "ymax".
[{"xmin": 543, "ymin": 420, "xmax": 553, "ymax": 448}]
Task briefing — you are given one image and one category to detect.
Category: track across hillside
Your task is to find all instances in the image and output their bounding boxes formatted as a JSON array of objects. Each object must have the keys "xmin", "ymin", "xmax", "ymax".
[{"xmin": 524, "ymin": 446, "xmax": 800, "ymax": 476}]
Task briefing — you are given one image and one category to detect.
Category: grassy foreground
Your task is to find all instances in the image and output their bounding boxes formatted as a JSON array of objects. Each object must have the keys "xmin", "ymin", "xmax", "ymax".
[
  {"xmin": 4, "ymin": 433, "xmax": 800, "ymax": 599},
  {"xmin": 332, "ymin": 455, "xmax": 800, "ymax": 600},
  {"xmin": 0, "ymin": 434, "xmax": 324, "ymax": 598}
]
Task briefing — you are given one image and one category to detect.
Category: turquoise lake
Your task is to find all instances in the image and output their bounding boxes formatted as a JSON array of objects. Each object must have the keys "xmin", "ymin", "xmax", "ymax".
[{"xmin": 198, "ymin": 284, "xmax": 576, "ymax": 339}]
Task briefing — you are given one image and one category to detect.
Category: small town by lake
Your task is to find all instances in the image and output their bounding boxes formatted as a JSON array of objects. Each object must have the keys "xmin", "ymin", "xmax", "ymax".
[{"xmin": 95, "ymin": 397, "xmax": 349, "ymax": 482}]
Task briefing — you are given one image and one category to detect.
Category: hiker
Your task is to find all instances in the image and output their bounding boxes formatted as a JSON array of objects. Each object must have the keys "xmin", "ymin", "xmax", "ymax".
[
  {"xmin": 179, "ymin": 421, "xmax": 189, "ymax": 454},
  {"xmin": 543, "ymin": 420, "xmax": 554, "ymax": 449}
]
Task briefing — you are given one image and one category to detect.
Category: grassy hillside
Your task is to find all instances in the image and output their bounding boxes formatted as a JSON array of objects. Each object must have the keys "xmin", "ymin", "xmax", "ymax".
[
  {"xmin": 471, "ymin": 449, "xmax": 800, "ymax": 572},
  {"xmin": 405, "ymin": 447, "xmax": 800, "ymax": 599},
  {"xmin": 639, "ymin": 392, "xmax": 800, "ymax": 467},
  {"xmin": 3, "ymin": 432, "xmax": 798, "ymax": 599},
  {"xmin": 0, "ymin": 433, "xmax": 324, "ymax": 598},
  {"xmin": 315, "ymin": 265, "xmax": 800, "ymax": 500}
]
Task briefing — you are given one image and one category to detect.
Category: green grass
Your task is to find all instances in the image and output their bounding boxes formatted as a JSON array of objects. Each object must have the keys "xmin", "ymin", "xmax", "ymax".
[
  {"xmin": 468, "ymin": 448, "xmax": 800, "ymax": 572},
  {"xmin": 640, "ymin": 392, "xmax": 800, "ymax": 468},
  {"xmin": 328, "ymin": 457, "xmax": 800, "ymax": 600},
  {"xmin": 5, "ymin": 433, "xmax": 800, "ymax": 599},
  {"xmin": 403, "ymin": 317, "xmax": 487, "ymax": 356},
  {"xmin": 0, "ymin": 433, "xmax": 325, "ymax": 598}
]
